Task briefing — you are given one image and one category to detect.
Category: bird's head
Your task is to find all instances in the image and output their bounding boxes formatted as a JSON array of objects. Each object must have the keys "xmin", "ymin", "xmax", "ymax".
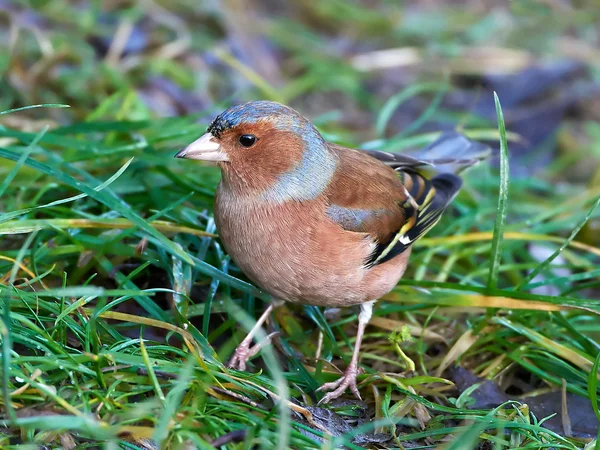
[{"xmin": 176, "ymin": 101, "xmax": 337, "ymax": 200}]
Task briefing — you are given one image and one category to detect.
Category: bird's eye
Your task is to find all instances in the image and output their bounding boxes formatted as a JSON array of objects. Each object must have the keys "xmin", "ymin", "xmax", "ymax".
[{"xmin": 238, "ymin": 134, "xmax": 257, "ymax": 148}]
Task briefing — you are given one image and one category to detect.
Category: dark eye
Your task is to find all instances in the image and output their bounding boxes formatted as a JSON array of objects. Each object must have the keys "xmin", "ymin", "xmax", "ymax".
[{"xmin": 239, "ymin": 134, "xmax": 257, "ymax": 147}]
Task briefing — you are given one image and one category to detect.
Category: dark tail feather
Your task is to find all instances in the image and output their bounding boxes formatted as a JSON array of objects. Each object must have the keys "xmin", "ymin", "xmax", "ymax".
[
  {"xmin": 412, "ymin": 132, "xmax": 491, "ymax": 174},
  {"xmin": 365, "ymin": 131, "xmax": 490, "ymax": 175}
]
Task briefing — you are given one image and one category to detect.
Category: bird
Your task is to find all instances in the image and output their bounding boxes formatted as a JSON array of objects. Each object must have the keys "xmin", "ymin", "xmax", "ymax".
[{"xmin": 175, "ymin": 100, "xmax": 488, "ymax": 404}]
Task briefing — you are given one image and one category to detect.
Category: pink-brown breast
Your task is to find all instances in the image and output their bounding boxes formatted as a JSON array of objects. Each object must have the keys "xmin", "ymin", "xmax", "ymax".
[{"xmin": 214, "ymin": 184, "xmax": 411, "ymax": 307}]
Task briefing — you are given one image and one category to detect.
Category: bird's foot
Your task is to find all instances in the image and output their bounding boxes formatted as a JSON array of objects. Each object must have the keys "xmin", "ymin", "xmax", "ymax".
[
  {"xmin": 227, "ymin": 343, "xmax": 250, "ymax": 371},
  {"xmin": 317, "ymin": 363, "xmax": 361, "ymax": 404},
  {"xmin": 227, "ymin": 332, "xmax": 279, "ymax": 371}
]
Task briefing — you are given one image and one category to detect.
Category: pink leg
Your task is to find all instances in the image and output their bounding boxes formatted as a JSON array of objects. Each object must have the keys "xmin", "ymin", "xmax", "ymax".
[
  {"xmin": 228, "ymin": 303, "xmax": 276, "ymax": 371},
  {"xmin": 317, "ymin": 301, "xmax": 374, "ymax": 404}
]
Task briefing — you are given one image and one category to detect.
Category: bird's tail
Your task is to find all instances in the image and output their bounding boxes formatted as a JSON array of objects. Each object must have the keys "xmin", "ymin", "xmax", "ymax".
[
  {"xmin": 410, "ymin": 131, "xmax": 491, "ymax": 174},
  {"xmin": 364, "ymin": 131, "xmax": 490, "ymax": 175}
]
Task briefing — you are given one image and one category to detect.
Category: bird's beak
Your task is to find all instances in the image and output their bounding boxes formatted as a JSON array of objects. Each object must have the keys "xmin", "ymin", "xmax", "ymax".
[{"xmin": 174, "ymin": 132, "xmax": 228, "ymax": 161}]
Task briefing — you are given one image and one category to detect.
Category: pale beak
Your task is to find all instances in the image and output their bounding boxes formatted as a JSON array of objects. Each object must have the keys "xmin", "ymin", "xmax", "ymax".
[{"xmin": 174, "ymin": 132, "xmax": 228, "ymax": 161}]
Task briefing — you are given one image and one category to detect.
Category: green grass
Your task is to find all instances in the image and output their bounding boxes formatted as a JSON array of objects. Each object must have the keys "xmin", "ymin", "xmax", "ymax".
[{"xmin": 2, "ymin": 1, "xmax": 600, "ymax": 449}]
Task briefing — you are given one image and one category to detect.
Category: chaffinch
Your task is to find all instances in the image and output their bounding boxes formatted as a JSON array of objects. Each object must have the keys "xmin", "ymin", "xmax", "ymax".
[{"xmin": 175, "ymin": 101, "xmax": 487, "ymax": 404}]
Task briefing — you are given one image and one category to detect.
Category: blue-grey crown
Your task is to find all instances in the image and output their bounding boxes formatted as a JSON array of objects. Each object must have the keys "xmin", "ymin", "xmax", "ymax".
[{"xmin": 207, "ymin": 101, "xmax": 297, "ymax": 138}]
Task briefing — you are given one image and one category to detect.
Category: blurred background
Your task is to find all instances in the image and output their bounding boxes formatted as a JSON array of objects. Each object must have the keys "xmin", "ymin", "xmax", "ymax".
[{"xmin": 2, "ymin": 0, "xmax": 600, "ymax": 179}]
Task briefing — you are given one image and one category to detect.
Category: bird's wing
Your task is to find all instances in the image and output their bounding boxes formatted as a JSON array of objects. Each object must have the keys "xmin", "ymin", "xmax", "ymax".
[
  {"xmin": 369, "ymin": 172, "xmax": 461, "ymax": 266},
  {"xmin": 326, "ymin": 143, "xmax": 462, "ymax": 267},
  {"xmin": 325, "ymin": 144, "xmax": 409, "ymax": 245}
]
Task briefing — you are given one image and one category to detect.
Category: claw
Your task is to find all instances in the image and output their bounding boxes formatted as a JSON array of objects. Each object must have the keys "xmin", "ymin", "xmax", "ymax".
[
  {"xmin": 227, "ymin": 331, "xmax": 280, "ymax": 371},
  {"xmin": 225, "ymin": 304, "xmax": 277, "ymax": 371},
  {"xmin": 227, "ymin": 343, "xmax": 250, "ymax": 371},
  {"xmin": 247, "ymin": 331, "xmax": 280, "ymax": 359},
  {"xmin": 317, "ymin": 363, "xmax": 361, "ymax": 405}
]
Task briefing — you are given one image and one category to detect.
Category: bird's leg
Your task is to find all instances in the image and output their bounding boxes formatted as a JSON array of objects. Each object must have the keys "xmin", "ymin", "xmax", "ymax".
[
  {"xmin": 228, "ymin": 303, "xmax": 277, "ymax": 371},
  {"xmin": 318, "ymin": 300, "xmax": 374, "ymax": 404}
]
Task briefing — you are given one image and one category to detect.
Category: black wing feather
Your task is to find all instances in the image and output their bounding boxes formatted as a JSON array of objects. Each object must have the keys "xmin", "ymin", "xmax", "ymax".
[{"xmin": 366, "ymin": 173, "xmax": 462, "ymax": 266}]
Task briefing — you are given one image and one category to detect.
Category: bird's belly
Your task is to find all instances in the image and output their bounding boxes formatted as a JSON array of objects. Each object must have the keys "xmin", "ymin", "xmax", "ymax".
[{"xmin": 214, "ymin": 193, "xmax": 409, "ymax": 306}]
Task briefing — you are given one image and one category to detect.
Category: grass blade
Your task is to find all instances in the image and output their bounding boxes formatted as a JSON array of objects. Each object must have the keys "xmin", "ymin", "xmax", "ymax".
[
  {"xmin": 0, "ymin": 148, "xmax": 193, "ymax": 264},
  {"xmin": 0, "ymin": 218, "xmax": 214, "ymax": 237},
  {"xmin": 487, "ymin": 92, "xmax": 510, "ymax": 290},
  {"xmin": 0, "ymin": 104, "xmax": 70, "ymax": 115},
  {"xmin": 376, "ymin": 82, "xmax": 448, "ymax": 137},
  {"xmin": 153, "ymin": 358, "xmax": 195, "ymax": 446},
  {"xmin": 1, "ymin": 289, "xmax": 16, "ymax": 424},
  {"xmin": 588, "ymin": 352, "xmax": 600, "ymax": 422},
  {"xmin": 0, "ymin": 126, "xmax": 49, "ymax": 200},
  {"xmin": 515, "ymin": 196, "xmax": 600, "ymax": 290}
]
